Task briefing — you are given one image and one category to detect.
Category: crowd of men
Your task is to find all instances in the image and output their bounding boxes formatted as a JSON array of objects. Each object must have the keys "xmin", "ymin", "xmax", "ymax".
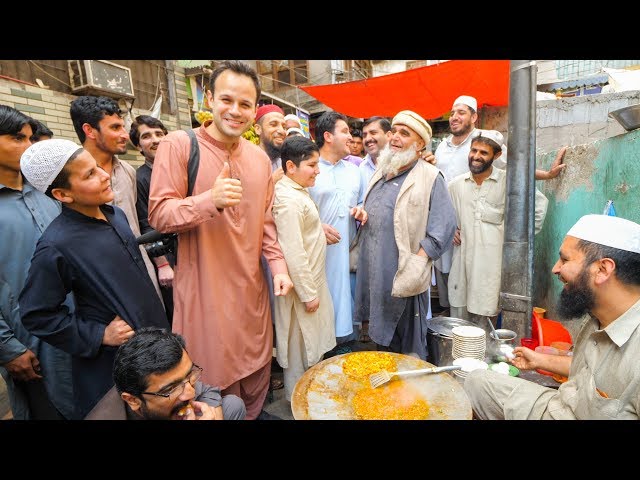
[{"xmin": 1, "ymin": 60, "xmax": 639, "ymax": 421}]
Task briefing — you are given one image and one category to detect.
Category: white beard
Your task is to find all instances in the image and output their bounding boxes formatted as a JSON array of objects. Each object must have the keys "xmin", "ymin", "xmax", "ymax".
[{"xmin": 377, "ymin": 143, "xmax": 420, "ymax": 177}]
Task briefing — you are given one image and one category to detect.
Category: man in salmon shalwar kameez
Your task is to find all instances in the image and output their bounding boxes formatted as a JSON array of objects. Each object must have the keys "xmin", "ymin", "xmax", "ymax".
[{"xmin": 148, "ymin": 61, "xmax": 293, "ymax": 419}]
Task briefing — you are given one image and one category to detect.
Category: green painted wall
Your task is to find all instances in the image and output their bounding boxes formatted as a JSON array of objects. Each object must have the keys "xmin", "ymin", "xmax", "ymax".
[{"xmin": 533, "ymin": 128, "xmax": 640, "ymax": 331}]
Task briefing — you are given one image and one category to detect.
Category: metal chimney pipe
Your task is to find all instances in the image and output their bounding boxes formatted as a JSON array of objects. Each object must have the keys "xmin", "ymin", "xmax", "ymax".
[{"xmin": 500, "ymin": 60, "xmax": 537, "ymax": 339}]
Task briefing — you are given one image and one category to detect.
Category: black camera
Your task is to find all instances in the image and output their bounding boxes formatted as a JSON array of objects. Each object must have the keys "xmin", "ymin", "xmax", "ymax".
[{"xmin": 136, "ymin": 230, "xmax": 177, "ymax": 258}]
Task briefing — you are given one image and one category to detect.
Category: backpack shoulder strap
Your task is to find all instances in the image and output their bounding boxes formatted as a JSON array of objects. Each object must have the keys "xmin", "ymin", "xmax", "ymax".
[{"xmin": 185, "ymin": 129, "xmax": 200, "ymax": 197}]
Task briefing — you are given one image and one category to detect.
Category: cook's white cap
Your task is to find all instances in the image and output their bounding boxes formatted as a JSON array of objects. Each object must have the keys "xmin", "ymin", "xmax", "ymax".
[{"xmin": 567, "ymin": 214, "xmax": 640, "ymax": 254}]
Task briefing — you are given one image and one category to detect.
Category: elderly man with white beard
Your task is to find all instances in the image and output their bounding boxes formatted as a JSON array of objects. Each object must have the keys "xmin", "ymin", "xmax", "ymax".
[{"xmin": 351, "ymin": 111, "xmax": 456, "ymax": 360}]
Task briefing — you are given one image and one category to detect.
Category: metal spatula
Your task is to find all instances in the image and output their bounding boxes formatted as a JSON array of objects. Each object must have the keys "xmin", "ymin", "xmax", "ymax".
[{"xmin": 369, "ymin": 365, "xmax": 461, "ymax": 388}]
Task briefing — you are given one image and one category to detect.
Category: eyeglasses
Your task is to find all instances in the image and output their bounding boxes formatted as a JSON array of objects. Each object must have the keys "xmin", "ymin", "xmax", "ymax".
[{"xmin": 141, "ymin": 365, "xmax": 203, "ymax": 399}]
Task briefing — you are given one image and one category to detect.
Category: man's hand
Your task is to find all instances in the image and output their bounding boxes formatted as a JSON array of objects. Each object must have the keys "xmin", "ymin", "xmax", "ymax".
[
  {"xmin": 453, "ymin": 227, "xmax": 461, "ymax": 246},
  {"xmin": 305, "ymin": 297, "xmax": 319, "ymax": 313},
  {"xmin": 536, "ymin": 146, "xmax": 567, "ymax": 180},
  {"xmin": 157, "ymin": 263, "xmax": 174, "ymax": 288},
  {"xmin": 273, "ymin": 273, "xmax": 294, "ymax": 296},
  {"xmin": 102, "ymin": 316, "xmax": 134, "ymax": 347},
  {"xmin": 421, "ymin": 150, "xmax": 436, "ymax": 165},
  {"xmin": 350, "ymin": 206, "xmax": 368, "ymax": 225},
  {"xmin": 510, "ymin": 346, "xmax": 539, "ymax": 371},
  {"xmin": 272, "ymin": 167, "xmax": 284, "ymax": 184},
  {"xmin": 177, "ymin": 401, "xmax": 223, "ymax": 420},
  {"xmin": 416, "ymin": 247, "xmax": 428, "ymax": 258},
  {"xmin": 322, "ymin": 223, "xmax": 341, "ymax": 245},
  {"xmin": 211, "ymin": 162, "xmax": 242, "ymax": 209},
  {"xmin": 4, "ymin": 350, "xmax": 42, "ymax": 382}
]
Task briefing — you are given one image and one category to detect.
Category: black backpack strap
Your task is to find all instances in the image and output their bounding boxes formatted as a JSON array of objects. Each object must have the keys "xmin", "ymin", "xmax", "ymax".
[{"xmin": 185, "ymin": 129, "xmax": 200, "ymax": 197}]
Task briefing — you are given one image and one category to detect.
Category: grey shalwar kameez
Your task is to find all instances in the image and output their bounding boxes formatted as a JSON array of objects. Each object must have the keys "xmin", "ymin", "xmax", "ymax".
[{"xmin": 354, "ymin": 163, "xmax": 456, "ymax": 359}]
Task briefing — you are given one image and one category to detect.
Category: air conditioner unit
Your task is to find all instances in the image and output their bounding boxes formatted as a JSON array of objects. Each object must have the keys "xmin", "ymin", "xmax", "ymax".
[{"xmin": 68, "ymin": 60, "xmax": 135, "ymax": 99}]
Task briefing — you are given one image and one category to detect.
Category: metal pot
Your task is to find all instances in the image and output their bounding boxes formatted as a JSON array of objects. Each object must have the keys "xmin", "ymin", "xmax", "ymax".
[
  {"xmin": 487, "ymin": 329, "xmax": 517, "ymax": 363},
  {"xmin": 426, "ymin": 316, "xmax": 477, "ymax": 367}
]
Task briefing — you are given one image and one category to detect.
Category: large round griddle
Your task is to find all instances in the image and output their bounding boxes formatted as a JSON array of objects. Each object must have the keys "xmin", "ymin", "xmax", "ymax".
[{"xmin": 291, "ymin": 351, "xmax": 472, "ymax": 420}]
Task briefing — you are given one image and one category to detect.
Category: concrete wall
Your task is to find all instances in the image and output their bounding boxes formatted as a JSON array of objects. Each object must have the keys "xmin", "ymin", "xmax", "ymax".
[
  {"xmin": 0, "ymin": 65, "xmax": 192, "ymax": 168},
  {"xmin": 533, "ymin": 128, "xmax": 640, "ymax": 338},
  {"xmin": 475, "ymin": 91, "xmax": 640, "ymax": 155},
  {"xmin": 536, "ymin": 91, "xmax": 640, "ymax": 152}
]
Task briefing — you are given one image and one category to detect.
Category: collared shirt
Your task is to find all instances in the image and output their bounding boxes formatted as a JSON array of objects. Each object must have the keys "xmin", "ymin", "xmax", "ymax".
[
  {"xmin": 110, "ymin": 156, "xmax": 161, "ymax": 298},
  {"xmin": 309, "ymin": 157, "xmax": 364, "ymax": 337},
  {"xmin": 552, "ymin": 299, "xmax": 640, "ymax": 419},
  {"xmin": 448, "ymin": 168, "xmax": 548, "ymax": 316},
  {"xmin": 0, "ymin": 180, "xmax": 73, "ymax": 419},
  {"xmin": 19, "ymin": 204, "xmax": 168, "ymax": 419},
  {"xmin": 358, "ymin": 154, "xmax": 377, "ymax": 202},
  {"xmin": 343, "ymin": 154, "xmax": 363, "ymax": 167},
  {"xmin": 434, "ymin": 128, "xmax": 478, "ymax": 183},
  {"xmin": 502, "ymin": 298, "xmax": 640, "ymax": 419},
  {"xmin": 448, "ymin": 167, "xmax": 505, "ymax": 316},
  {"xmin": 272, "ymin": 175, "xmax": 336, "ymax": 368},
  {"xmin": 148, "ymin": 125, "xmax": 287, "ymax": 391}
]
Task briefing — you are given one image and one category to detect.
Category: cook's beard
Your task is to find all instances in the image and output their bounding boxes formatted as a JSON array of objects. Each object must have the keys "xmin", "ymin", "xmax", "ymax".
[
  {"xmin": 556, "ymin": 268, "xmax": 596, "ymax": 320},
  {"xmin": 377, "ymin": 143, "xmax": 419, "ymax": 177}
]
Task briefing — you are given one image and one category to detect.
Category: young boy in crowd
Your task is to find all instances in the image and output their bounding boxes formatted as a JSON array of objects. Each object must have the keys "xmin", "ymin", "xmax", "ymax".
[
  {"xmin": 272, "ymin": 136, "xmax": 336, "ymax": 401},
  {"xmin": 18, "ymin": 139, "xmax": 168, "ymax": 419}
]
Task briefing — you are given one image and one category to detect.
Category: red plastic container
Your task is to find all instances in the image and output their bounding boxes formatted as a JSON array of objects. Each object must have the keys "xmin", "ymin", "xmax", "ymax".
[
  {"xmin": 520, "ymin": 337, "xmax": 539, "ymax": 350},
  {"xmin": 532, "ymin": 312, "xmax": 572, "ymax": 347},
  {"xmin": 532, "ymin": 311, "xmax": 572, "ymax": 377}
]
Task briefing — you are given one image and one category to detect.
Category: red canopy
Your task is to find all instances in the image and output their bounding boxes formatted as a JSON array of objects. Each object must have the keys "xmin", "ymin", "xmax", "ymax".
[{"xmin": 299, "ymin": 60, "xmax": 510, "ymax": 119}]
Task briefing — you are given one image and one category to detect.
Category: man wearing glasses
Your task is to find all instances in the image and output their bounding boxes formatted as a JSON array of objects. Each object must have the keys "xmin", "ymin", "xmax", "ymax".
[{"xmin": 85, "ymin": 328, "xmax": 246, "ymax": 420}]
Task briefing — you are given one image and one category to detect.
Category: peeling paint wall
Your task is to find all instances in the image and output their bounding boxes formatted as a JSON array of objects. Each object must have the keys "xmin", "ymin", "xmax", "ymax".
[{"xmin": 533, "ymin": 128, "xmax": 640, "ymax": 337}]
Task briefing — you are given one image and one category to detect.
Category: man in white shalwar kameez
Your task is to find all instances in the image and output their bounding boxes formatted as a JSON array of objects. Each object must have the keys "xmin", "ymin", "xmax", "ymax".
[{"xmin": 448, "ymin": 131, "xmax": 548, "ymax": 325}]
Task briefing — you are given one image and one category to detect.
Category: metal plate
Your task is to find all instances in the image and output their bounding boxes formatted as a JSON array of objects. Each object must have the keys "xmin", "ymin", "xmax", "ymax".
[
  {"xmin": 427, "ymin": 316, "xmax": 476, "ymax": 337},
  {"xmin": 291, "ymin": 351, "xmax": 472, "ymax": 420}
]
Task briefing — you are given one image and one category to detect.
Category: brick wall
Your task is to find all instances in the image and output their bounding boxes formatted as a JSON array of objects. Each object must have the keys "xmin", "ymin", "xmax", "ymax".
[{"xmin": 0, "ymin": 65, "xmax": 192, "ymax": 168}]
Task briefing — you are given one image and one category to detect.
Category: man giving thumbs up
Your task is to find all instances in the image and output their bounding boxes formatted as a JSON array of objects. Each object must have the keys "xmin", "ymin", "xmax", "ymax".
[
  {"xmin": 212, "ymin": 162, "xmax": 243, "ymax": 209},
  {"xmin": 148, "ymin": 60, "xmax": 293, "ymax": 420}
]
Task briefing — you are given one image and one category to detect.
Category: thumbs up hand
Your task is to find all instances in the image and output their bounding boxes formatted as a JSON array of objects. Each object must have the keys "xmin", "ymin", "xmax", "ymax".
[{"xmin": 211, "ymin": 162, "xmax": 242, "ymax": 210}]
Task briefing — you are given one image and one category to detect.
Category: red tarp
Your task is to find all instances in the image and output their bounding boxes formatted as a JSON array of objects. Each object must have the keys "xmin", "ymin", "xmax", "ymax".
[{"xmin": 299, "ymin": 60, "xmax": 510, "ymax": 119}]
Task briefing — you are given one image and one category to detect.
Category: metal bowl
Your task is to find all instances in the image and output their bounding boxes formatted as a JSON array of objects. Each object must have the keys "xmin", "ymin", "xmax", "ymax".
[{"xmin": 609, "ymin": 103, "xmax": 640, "ymax": 131}]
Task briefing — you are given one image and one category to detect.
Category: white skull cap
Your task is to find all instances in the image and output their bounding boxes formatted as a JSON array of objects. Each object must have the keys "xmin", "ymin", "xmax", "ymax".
[
  {"xmin": 475, "ymin": 129, "xmax": 504, "ymax": 147},
  {"xmin": 567, "ymin": 214, "xmax": 640, "ymax": 254},
  {"xmin": 453, "ymin": 95, "xmax": 478, "ymax": 112},
  {"xmin": 21, "ymin": 139, "xmax": 83, "ymax": 193},
  {"xmin": 284, "ymin": 113, "xmax": 300, "ymax": 122}
]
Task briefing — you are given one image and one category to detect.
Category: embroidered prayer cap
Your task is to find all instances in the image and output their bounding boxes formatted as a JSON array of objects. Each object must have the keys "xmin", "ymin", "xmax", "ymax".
[
  {"xmin": 21, "ymin": 139, "xmax": 83, "ymax": 193},
  {"xmin": 453, "ymin": 95, "xmax": 478, "ymax": 112},
  {"xmin": 391, "ymin": 110, "xmax": 433, "ymax": 147},
  {"xmin": 566, "ymin": 214, "xmax": 640, "ymax": 254},
  {"xmin": 255, "ymin": 104, "xmax": 284, "ymax": 123},
  {"xmin": 284, "ymin": 114, "xmax": 301, "ymax": 125},
  {"xmin": 475, "ymin": 129, "xmax": 504, "ymax": 147},
  {"xmin": 286, "ymin": 127, "xmax": 305, "ymax": 137}
]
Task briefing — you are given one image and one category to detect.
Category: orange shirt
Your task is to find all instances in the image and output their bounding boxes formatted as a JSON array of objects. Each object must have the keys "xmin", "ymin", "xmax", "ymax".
[{"xmin": 148, "ymin": 125, "xmax": 287, "ymax": 389}]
